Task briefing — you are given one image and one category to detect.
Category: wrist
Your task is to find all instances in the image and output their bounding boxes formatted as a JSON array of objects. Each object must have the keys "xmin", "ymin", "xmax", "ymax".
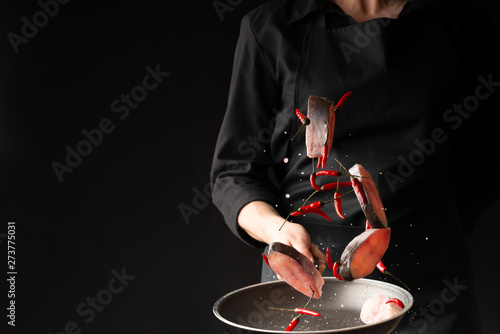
[{"xmin": 238, "ymin": 201, "xmax": 285, "ymax": 245}]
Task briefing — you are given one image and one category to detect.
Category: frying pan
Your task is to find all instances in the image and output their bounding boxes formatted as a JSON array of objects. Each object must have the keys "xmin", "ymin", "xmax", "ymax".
[{"xmin": 213, "ymin": 277, "xmax": 413, "ymax": 334}]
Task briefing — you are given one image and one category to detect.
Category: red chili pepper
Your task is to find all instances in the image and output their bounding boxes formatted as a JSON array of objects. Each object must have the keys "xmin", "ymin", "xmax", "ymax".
[
  {"xmin": 326, "ymin": 247, "xmax": 334, "ymax": 270},
  {"xmin": 292, "ymin": 109, "xmax": 310, "ymax": 140},
  {"xmin": 377, "ymin": 261, "xmax": 411, "ymax": 291},
  {"xmin": 310, "ymin": 173, "xmax": 321, "ymax": 191},
  {"xmin": 262, "ymin": 253, "xmax": 270, "ymax": 267},
  {"xmin": 334, "ymin": 189, "xmax": 346, "ymax": 220},
  {"xmin": 320, "ymin": 144, "xmax": 328, "ymax": 169},
  {"xmin": 376, "ymin": 261, "xmax": 386, "ymax": 273},
  {"xmin": 295, "ymin": 109, "xmax": 310, "ymax": 125},
  {"xmin": 365, "ymin": 219, "xmax": 371, "ymax": 230},
  {"xmin": 291, "ymin": 201, "xmax": 331, "ymax": 221},
  {"xmin": 316, "ymin": 156, "xmax": 324, "ymax": 170},
  {"xmin": 333, "ymin": 261, "xmax": 344, "ymax": 281},
  {"xmin": 334, "ymin": 91, "xmax": 353, "ymax": 112},
  {"xmin": 310, "ymin": 170, "xmax": 348, "ymax": 192},
  {"xmin": 385, "ymin": 298, "xmax": 405, "ymax": 309},
  {"xmin": 269, "ymin": 307, "xmax": 321, "ymax": 317},
  {"xmin": 315, "ymin": 170, "xmax": 341, "ymax": 177},
  {"xmin": 321, "ymin": 181, "xmax": 352, "ymax": 191},
  {"xmin": 285, "ymin": 316, "xmax": 300, "ymax": 331},
  {"xmin": 295, "ymin": 308, "xmax": 321, "ymax": 317},
  {"xmin": 351, "ymin": 178, "xmax": 368, "ymax": 205}
]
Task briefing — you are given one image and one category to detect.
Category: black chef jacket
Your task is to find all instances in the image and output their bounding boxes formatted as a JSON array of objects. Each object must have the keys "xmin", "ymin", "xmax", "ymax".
[{"xmin": 211, "ymin": 0, "xmax": 500, "ymax": 333}]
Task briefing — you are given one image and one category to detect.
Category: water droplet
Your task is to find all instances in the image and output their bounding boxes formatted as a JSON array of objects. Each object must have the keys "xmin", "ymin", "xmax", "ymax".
[
  {"xmin": 298, "ymin": 153, "xmax": 302, "ymax": 156},
  {"xmin": 345, "ymin": 154, "xmax": 349, "ymax": 157},
  {"xmin": 284, "ymin": 158, "xmax": 289, "ymax": 163},
  {"xmin": 285, "ymin": 194, "xmax": 290, "ymax": 198},
  {"xmin": 284, "ymin": 131, "xmax": 288, "ymax": 135},
  {"xmin": 425, "ymin": 237, "xmax": 429, "ymax": 241}
]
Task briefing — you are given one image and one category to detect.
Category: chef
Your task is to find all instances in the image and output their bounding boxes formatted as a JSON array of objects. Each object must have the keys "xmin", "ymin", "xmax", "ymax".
[{"xmin": 211, "ymin": 0, "xmax": 500, "ymax": 333}]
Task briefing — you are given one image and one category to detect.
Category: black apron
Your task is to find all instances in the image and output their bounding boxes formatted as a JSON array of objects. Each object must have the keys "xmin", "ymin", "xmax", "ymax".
[{"xmin": 261, "ymin": 9, "xmax": 481, "ymax": 334}]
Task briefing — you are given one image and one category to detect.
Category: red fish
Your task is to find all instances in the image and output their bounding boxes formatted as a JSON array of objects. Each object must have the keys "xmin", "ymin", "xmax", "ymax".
[
  {"xmin": 336, "ymin": 228, "xmax": 391, "ymax": 281},
  {"xmin": 349, "ymin": 164, "xmax": 388, "ymax": 228},
  {"xmin": 360, "ymin": 294, "xmax": 404, "ymax": 324},
  {"xmin": 305, "ymin": 95, "xmax": 336, "ymax": 169},
  {"xmin": 264, "ymin": 242, "xmax": 324, "ymax": 299}
]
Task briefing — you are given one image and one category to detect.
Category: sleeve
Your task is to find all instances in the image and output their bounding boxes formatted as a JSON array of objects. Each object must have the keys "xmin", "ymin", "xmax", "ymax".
[
  {"xmin": 211, "ymin": 15, "xmax": 282, "ymax": 248},
  {"xmin": 453, "ymin": 6, "xmax": 500, "ymax": 234}
]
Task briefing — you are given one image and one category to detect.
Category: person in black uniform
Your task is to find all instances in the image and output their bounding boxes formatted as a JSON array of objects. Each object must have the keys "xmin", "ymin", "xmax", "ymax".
[{"xmin": 211, "ymin": 0, "xmax": 500, "ymax": 333}]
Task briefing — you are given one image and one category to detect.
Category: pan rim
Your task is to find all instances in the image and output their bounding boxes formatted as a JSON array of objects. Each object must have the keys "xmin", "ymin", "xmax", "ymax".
[{"xmin": 213, "ymin": 277, "xmax": 413, "ymax": 334}]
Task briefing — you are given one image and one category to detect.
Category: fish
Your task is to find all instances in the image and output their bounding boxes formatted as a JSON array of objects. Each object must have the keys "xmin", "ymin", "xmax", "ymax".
[
  {"xmin": 265, "ymin": 242, "xmax": 324, "ymax": 299},
  {"xmin": 360, "ymin": 294, "xmax": 404, "ymax": 324},
  {"xmin": 336, "ymin": 228, "xmax": 391, "ymax": 281},
  {"xmin": 305, "ymin": 95, "xmax": 336, "ymax": 169},
  {"xmin": 349, "ymin": 164, "xmax": 388, "ymax": 228}
]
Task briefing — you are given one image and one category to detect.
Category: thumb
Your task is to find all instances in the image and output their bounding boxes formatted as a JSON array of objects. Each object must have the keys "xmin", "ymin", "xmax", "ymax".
[{"xmin": 294, "ymin": 241, "xmax": 314, "ymax": 265}]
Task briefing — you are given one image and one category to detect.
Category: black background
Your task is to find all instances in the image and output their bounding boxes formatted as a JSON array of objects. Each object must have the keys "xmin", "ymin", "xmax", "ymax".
[{"xmin": 0, "ymin": 1, "xmax": 499, "ymax": 333}]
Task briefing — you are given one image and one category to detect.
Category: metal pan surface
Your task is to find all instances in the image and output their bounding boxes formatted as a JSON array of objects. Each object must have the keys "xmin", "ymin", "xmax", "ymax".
[{"xmin": 213, "ymin": 277, "xmax": 413, "ymax": 334}]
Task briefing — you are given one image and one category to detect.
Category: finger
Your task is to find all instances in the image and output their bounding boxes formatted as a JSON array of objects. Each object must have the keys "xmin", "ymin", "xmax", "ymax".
[{"xmin": 310, "ymin": 243, "xmax": 327, "ymax": 274}]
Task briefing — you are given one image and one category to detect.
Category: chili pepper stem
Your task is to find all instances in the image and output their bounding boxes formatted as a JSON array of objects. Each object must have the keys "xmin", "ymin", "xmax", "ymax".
[
  {"xmin": 305, "ymin": 286, "xmax": 315, "ymax": 307},
  {"xmin": 329, "ymin": 155, "xmax": 369, "ymax": 179},
  {"xmin": 331, "ymin": 155, "xmax": 350, "ymax": 175},
  {"xmin": 382, "ymin": 269, "xmax": 411, "ymax": 291},
  {"xmin": 291, "ymin": 123, "xmax": 307, "ymax": 141},
  {"xmin": 303, "ymin": 190, "xmax": 319, "ymax": 206},
  {"xmin": 281, "ymin": 286, "xmax": 315, "ymax": 331},
  {"xmin": 279, "ymin": 218, "xmax": 290, "ymax": 231},
  {"xmin": 279, "ymin": 210, "xmax": 295, "ymax": 231}
]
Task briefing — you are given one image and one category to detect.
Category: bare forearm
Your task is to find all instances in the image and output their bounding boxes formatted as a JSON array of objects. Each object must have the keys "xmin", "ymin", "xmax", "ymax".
[
  {"xmin": 238, "ymin": 201, "xmax": 317, "ymax": 264},
  {"xmin": 238, "ymin": 201, "xmax": 285, "ymax": 245}
]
